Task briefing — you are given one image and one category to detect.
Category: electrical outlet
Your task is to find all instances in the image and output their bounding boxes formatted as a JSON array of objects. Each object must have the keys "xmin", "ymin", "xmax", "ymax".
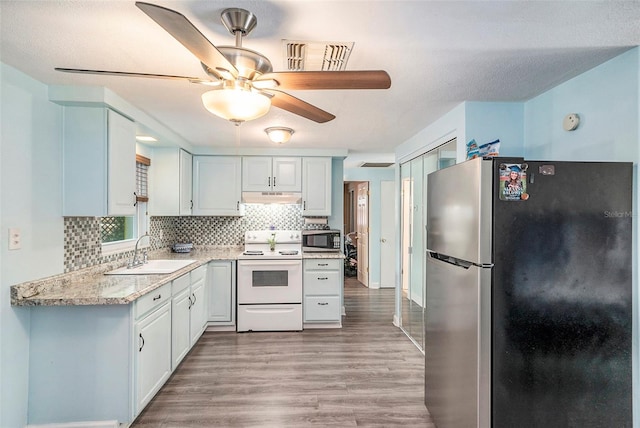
[{"xmin": 9, "ymin": 228, "xmax": 21, "ymax": 250}]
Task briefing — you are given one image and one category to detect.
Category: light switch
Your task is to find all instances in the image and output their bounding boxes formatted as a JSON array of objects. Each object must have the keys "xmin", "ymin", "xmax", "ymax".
[{"xmin": 9, "ymin": 228, "xmax": 21, "ymax": 250}]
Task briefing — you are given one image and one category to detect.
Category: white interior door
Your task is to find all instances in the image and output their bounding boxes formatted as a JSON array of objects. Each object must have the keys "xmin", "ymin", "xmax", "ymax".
[
  {"xmin": 357, "ymin": 182, "xmax": 369, "ymax": 287},
  {"xmin": 380, "ymin": 180, "xmax": 396, "ymax": 288}
]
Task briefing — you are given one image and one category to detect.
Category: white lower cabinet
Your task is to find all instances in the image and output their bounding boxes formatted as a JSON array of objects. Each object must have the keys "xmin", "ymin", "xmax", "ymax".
[
  {"xmin": 26, "ymin": 265, "xmax": 214, "ymax": 426},
  {"xmin": 171, "ymin": 265, "xmax": 208, "ymax": 369},
  {"xmin": 303, "ymin": 258, "xmax": 343, "ymax": 326},
  {"xmin": 135, "ymin": 293, "xmax": 172, "ymax": 414},
  {"xmin": 207, "ymin": 260, "xmax": 236, "ymax": 326}
]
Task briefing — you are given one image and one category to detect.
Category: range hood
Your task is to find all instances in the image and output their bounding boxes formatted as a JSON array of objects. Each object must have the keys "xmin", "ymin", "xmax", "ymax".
[{"xmin": 242, "ymin": 192, "xmax": 302, "ymax": 204}]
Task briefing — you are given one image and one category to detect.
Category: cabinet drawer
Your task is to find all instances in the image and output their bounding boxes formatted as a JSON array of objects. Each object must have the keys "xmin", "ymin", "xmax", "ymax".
[
  {"xmin": 304, "ymin": 259, "xmax": 341, "ymax": 270},
  {"xmin": 304, "ymin": 296, "xmax": 341, "ymax": 322},
  {"xmin": 304, "ymin": 271, "xmax": 341, "ymax": 295},
  {"xmin": 190, "ymin": 265, "xmax": 206, "ymax": 283},
  {"xmin": 171, "ymin": 273, "xmax": 191, "ymax": 296},
  {"xmin": 136, "ymin": 282, "xmax": 171, "ymax": 319}
]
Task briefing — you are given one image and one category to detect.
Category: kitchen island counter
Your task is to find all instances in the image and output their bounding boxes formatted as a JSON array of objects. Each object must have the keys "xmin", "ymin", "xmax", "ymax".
[{"xmin": 11, "ymin": 246, "xmax": 243, "ymax": 307}]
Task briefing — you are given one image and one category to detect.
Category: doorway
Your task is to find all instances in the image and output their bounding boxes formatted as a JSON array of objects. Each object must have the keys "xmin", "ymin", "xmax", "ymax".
[{"xmin": 343, "ymin": 181, "xmax": 369, "ymax": 286}]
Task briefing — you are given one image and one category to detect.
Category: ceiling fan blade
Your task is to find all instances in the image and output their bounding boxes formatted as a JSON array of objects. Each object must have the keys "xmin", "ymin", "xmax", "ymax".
[
  {"xmin": 54, "ymin": 67, "xmax": 215, "ymax": 84},
  {"xmin": 135, "ymin": 2, "xmax": 238, "ymax": 77},
  {"xmin": 267, "ymin": 90, "xmax": 335, "ymax": 123},
  {"xmin": 256, "ymin": 70, "xmax": 391, "ymax": 90}
]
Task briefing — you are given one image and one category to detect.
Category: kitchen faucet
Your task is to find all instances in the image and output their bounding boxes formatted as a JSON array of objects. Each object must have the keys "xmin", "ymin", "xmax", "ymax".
[{"xmin": 128, "ymin": 233, "xmax": 151, "ymax": 269}]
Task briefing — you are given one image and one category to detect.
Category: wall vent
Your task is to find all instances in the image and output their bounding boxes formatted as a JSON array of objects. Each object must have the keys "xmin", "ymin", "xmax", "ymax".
[
  {"xmin": 360, "ymin": 162, "xmax": 394, "ymax": 168},
  {"xmin": 283, "ymin": 40, "xmax": 354, "ymax": 71}
]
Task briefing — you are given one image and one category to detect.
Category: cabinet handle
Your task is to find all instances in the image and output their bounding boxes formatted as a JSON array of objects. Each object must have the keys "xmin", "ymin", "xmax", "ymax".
[
  {"xmin": 192, "ymin": 293, "xmax": 197, "ymax": 306},
  {"xmin": 133, "ymin": 192, "xmax": 138, "ymax": 207},
  {"xmin": 318, "ymin": 302, "xmax": 329, "ymax": 306},
  {"xmin": 303, "ymin": 201, "xmax": 306, "ymax": 210},
  {"xmin": 318, "ymin": 277, "xmax": 328, "ymax": 280},
  {"xmin": 237, "ymin": 201, "xmax": 240, "ymax": 211},
  {"xmin": 190, "ymin": 200, "xmax": 193, "ymax": 209},
  {"xmin": 188, "ymin": 295, "xmax": 193, "ymax": 309},
  {"xmin": 268, "ymin": 177, "xmax": 271, "ymax": 187},
  {"xmin": 273, "ymin": 176, "xmax": 276, "ymax": 187},
  {"xmin": 152, "ymin": 294, "xmax": 161, "ymax": 301},
  {"xmin": 139, "ymin": 333, "xmax": 145, "ymax": 352},
  {"xmin": 318, "ymin": 263, "xmax": 328, "ymax": 266}
]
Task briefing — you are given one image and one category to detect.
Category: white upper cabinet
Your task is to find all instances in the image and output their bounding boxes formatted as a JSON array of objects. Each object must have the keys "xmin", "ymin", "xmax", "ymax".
[
  {"xmin": 179, "ymin": 150, "xmax": 193, "ymax": 215},
  {"xmin": 242, "ymin": 157, "xmax": 302, "ymax": 192},
  {"xmin": 150, "ymin": 148, "xmax": 192, "ymax": 216},
  {"xmin": 193, "ymin": 156, "xmax": 245, "ymax": 216},
  {"xmin": 302, "ymin": 157, "xmax": 332, "ymax": 216},
  {"xmin": 63, "ymin": 107, "xmax": 136, "ymax": 216}
]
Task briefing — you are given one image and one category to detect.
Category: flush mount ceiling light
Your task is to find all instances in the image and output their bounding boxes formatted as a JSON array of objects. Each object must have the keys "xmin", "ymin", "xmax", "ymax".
[
  {"xmin": 135, "ymin": 135, "xmax": 157, "ymax": 142},
  {"xmin": 265, "ymin": 127, "xmax": 294, "ymax": 144},
  {"xmin": 202, "ymin": 80, "xmax": 271, "ymax": 125}
]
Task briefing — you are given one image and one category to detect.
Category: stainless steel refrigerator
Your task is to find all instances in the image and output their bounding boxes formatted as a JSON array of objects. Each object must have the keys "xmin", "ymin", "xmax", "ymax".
[{"xmin": 424, "ymin": 157, "xmax": 632, "ymax": 428}]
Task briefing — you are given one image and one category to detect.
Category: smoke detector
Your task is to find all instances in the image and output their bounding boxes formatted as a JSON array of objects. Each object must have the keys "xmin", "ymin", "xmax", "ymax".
[{"xmin": 283, "ymin": 40, "xmax": 354, "ymax": 71}]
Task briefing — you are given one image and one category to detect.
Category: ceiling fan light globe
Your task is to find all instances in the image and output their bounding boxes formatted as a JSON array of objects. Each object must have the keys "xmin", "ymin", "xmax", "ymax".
[{"xmin": 202, "ymin": 88, "xmax": 271, "ymax": 123}]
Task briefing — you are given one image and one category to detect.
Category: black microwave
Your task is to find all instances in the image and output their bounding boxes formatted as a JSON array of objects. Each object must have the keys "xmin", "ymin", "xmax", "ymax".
[{"xmin": 302, "ymin": 230, "xmax": 341, "ymax": 252}]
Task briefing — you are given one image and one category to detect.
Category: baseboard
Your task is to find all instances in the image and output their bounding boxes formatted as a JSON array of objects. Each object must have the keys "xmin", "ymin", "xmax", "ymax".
[
  {"xmin": 205, "ymin": 324, "xmax": 236, "ymax": 332},
  {"xmin": 369, "ymin": 281, "xmax": 380, "ymax": 289},
  {"xmin": 26, "ymin": 421, "xmax": 119, "ymax": 428},
  {"xmin": 342, "ymin": 305, "xmax": 346, "ymax": 316},
  {"xmin": 393, "ymin": 314, "xmax": 400, "ymax": 327},
  {"xmin": 379, "ymin": 283, "xmax": 396, "ymax": 289},
  {"xmin": 304, "ymin": 322, "xmax": 342, "ymax": 329}
]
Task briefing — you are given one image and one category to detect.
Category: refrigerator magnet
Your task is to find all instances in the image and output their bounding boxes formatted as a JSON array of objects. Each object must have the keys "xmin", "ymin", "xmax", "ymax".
[{"xmin": 499, "ymin": 163, "xmax": 528, "ymax": 201}]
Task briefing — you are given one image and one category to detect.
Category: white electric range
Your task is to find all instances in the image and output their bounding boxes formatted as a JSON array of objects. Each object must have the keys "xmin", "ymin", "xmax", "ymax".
[{"xmin": 237, "ymin": 230, "xmax": 303, "ymax": 332}]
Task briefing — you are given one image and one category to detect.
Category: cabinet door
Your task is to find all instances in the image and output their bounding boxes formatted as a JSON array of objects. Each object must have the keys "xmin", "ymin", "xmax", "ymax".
[
  {"xmin": 171, "ymin": 287, "xmax": 191, "ymax": 369},
  {"xmin": 302, "ymin": 157, "xmax": 332, "ymax": 216},
  {"xmin": 242, "ymin": 157, "xmax": 273, "ymax": 191},
  {"xmin": 273, "ymin": 157, "xmax": 302, "ymax": 192},
  {"xmin": 149, "ymin": 148, "xmax": 180, "ymax": 215},
  {"xmin": 107, "ymin": 109, "xmax": 137, "ymax": 216},
  {"xmin": 193, "ymin": 156, "xmax": 244, "ymax": 216},
  {"xmin": 207, "ymin": 261, "xmax": 234, "ymax": 323},
  {"xmin": 190, "ymin": 277, "xmax": 207, "ymax": 346},
  {"xmin": 179, "ymin": 149, "xmax": 193, "ymax": 215},
  {"xmin": 135, "ymin": 302, "xmax": 172, "ymax": 414}
]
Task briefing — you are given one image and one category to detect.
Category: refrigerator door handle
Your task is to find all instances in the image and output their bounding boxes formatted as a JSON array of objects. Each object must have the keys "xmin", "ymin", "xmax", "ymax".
[{"xmin": 427, "ymin": 250, "xmax": 494, "ymax": 269}]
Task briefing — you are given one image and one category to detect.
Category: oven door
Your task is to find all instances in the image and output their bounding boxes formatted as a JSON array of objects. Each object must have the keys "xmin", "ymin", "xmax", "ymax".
[{"xmin": 237, "ymin": 259, "xmax": 303, "ymax": 304}]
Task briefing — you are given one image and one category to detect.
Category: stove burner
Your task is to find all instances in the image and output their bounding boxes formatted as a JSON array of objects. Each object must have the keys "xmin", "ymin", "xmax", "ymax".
[
  {"xmin": 243, "ymin": 250, "xmax": 264, "ymax": 256},
  {"xmin": 279, "ymin": 250, "xmax": 299, "ymax": 256}
]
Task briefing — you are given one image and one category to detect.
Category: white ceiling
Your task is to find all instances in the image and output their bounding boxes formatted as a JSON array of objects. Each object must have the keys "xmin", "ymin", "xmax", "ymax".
[{"xmin": 1, "ymin": 1, "xmax": 639, "ymax": 165}]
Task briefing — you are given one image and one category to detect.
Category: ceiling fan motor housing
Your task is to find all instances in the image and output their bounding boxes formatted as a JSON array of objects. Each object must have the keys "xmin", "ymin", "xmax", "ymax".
[{"xmin": 221, "ymin": 8, "xmax": 257, "ymax": 36}]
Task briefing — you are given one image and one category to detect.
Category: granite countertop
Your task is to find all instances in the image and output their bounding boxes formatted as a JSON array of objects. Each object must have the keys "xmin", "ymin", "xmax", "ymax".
[{"xmin": 11, "ymin": 246, "xmax": 243, "ymax": 307}]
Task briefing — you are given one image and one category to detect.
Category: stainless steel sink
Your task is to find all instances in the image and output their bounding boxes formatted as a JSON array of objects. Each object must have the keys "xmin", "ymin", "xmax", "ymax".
[{"xmin": 104, "ymin": 259, "xmax": 198, "ymax": 275}]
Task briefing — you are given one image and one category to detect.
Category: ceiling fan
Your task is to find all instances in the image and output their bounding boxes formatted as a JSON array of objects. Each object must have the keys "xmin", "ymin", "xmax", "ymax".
[{"xmin": 56, "ymin": 2, "xmax": 392, "ymax": 125}]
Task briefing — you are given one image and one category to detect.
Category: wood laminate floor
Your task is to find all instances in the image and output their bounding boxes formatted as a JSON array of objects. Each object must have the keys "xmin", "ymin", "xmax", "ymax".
[{"xmin": 132, "ymin": 277, "xmax": 434, "ymax": 427}]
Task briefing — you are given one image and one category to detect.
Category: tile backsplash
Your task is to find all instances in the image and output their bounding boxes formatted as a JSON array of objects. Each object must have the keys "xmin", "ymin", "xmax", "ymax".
[{"xmin": 63, "ymin": 204, "xmax": 304, "ymax": 272}]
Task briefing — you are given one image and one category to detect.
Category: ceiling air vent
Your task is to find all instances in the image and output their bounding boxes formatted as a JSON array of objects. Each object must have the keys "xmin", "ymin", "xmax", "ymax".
[
  {"xmin": 283, "ymin": 40, "xmax": 354, "ymax": 71},
  {"xmin": 360, "ymin": 162, "xmax": 394, "ymax": 168}
]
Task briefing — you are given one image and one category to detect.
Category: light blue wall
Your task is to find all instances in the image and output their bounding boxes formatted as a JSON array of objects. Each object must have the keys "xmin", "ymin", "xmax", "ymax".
[
  {"xmin": 1, "ymin": 63, "xmax": 65, "ymax": 427},
  {"xmin": 328, "ymin": 158, "xmax": 345, "ymax": 231},
  {"xmin": 396, "ymin": 102, "xmax": 466, "ymax": 163},
  {"xmin": 344, "ymin": 167, "xmax": 396, "ymax": 288},
  {"xmin": 524, "ymin": 48, "xmax": 639, "ymax": 161},
  {"xmin": 465, "ymin": 102, "xmax": 525, "ymax": 157}
]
